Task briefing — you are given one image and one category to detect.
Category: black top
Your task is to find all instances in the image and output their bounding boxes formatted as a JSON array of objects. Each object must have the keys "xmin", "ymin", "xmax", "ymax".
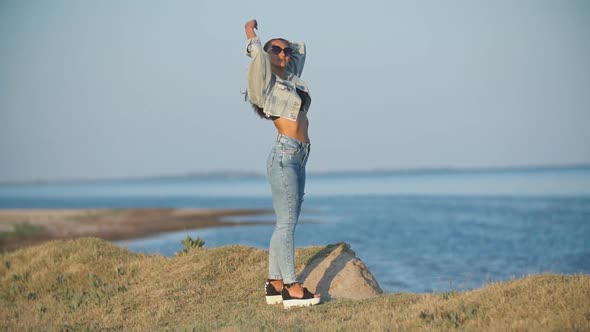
[
  {"xmin": 296, "ymin": 88, "xmax": 309, "ymax": 113},
  {"xmin": 269, "ymin": 88, "xmax": 308, "ymax": 121}
]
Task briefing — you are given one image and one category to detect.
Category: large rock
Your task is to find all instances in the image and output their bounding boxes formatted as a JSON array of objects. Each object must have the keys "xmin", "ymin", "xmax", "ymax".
[{"xmin": 298, "ymin": 243, "xmax": 383, "ymax": 301}]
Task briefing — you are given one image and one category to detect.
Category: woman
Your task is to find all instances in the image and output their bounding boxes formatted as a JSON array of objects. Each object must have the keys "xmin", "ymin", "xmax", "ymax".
[{"xmin": 244, "ymin": 19, "xmax": 320, "ymax": 309}]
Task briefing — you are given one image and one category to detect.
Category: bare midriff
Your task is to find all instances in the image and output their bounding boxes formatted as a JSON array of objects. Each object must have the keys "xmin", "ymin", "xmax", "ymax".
[{"xmin": 273, "ymin": 111, "xmax": 310, "ymax": 143}]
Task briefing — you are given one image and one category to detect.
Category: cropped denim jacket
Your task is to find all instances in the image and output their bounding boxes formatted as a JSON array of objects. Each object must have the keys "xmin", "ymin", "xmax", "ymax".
[{"xmin": 245, "ymin": 36, "xmax": 311, "ymax": 121}]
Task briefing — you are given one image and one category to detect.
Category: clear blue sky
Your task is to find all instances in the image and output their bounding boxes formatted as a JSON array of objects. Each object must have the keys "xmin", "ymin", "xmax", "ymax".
[{"xmin": 1, "ymin": 0, "xmax": 589, "ymax": 182}]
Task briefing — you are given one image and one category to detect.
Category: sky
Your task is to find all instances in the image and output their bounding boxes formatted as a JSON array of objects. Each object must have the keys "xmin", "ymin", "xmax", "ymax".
[{"xmin": 1, "ymin": 0, "xmax": 589, "ymax": 182}]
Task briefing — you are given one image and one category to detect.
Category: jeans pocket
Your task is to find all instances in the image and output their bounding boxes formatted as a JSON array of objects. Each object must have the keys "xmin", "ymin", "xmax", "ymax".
[{"xmin": 279, "ymin": 142, "xmax": 300, "ymax": 155}]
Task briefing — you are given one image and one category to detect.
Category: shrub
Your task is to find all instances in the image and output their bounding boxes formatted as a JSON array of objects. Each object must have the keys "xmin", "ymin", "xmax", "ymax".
[{"xmin": 178, "ymin": 235, "xmax": 205, "ymax": 255}]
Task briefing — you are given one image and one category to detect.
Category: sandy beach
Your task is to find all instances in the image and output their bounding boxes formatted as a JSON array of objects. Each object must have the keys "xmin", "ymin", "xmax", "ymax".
[{"xmin": 0, "ymin": 208, "xmax": 272, "ymax": 252}]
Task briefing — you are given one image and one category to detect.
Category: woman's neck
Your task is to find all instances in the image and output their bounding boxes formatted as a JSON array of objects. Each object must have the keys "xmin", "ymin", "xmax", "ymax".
[{"xmin": 272, "ymin": 66, "xmax": 287, "ymax": 80}]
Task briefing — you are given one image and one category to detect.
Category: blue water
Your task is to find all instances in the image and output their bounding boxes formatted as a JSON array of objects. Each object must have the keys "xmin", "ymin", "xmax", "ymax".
[{"xmin": 1, "ymin": 167, "xmax": 589, "ymax": 293}]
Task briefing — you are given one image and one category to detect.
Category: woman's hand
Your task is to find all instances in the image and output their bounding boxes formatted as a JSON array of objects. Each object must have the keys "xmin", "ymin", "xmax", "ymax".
[
  {"xmin": 245, "ymin": 19, "xmax": 258, "ymax": 30},
  {"xmin": 245, "ymin": 19, "xmax": 258, "ymax": 39}
]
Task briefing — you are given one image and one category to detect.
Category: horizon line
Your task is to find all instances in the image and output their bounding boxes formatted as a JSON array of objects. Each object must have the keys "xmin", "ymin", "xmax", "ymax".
[{"xmin": 1, "ymin": 163, "xmax": 590, "ymax": 186}]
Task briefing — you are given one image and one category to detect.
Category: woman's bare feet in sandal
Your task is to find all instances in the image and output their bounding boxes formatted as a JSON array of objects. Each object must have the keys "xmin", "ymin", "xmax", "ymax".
[
  {"xmin": 284, "ymin": 283, "xmax": 317, "ymax": 298},
  {"xmin": 269, "ymin": 280, "xmax": 283, "ymax": 292},
  {"xmin": 265, "ymin": 279, "xmax": 284, "ymax": 304},
  {"xmin": 281, "ymin": 282, "xmax": 321, "ymax": 309}
]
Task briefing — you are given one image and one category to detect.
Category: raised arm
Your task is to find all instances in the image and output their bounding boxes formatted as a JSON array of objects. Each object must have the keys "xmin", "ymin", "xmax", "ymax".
[
  {"xmin": 244, "ymin": 19, "xmax": 272, "ymax": 108},
  {"xmin": 286, "ymin": 41, "xmax": 306, "ymax": 77},
  {"xmin": 245, "ymin": 19, "xmax": 258, "ymax": 40}
]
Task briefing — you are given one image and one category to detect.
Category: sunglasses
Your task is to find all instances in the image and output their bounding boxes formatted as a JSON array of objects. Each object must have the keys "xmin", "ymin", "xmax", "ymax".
[{"xmin": 268, "ymin": 45, "xmax": 293, "ymax": 56}]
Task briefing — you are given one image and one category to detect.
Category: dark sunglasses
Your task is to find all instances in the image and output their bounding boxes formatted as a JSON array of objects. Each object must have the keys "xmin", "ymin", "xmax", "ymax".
[{"xmin": 268, "ymin": 45, "xmax": 293, "ymax": 56}]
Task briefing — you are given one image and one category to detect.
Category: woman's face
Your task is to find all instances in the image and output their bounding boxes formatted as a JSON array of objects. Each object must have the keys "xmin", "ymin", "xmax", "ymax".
[{"xmin": 267, "ymin": 39, "xmax": 291, "ymax": 69}]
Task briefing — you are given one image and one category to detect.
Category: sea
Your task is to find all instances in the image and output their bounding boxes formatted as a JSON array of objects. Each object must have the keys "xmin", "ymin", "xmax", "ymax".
[{"xmin": 1, "ymin": 166, "xmax": 589, "ymax": 294}]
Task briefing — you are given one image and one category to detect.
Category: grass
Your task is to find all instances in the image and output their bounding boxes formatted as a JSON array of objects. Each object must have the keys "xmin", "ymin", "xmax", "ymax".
[
  {"xmin": 0, "ymin": 223, "xmax": 44, "ymax": 240},
  {"xmin": 0, "ymin": 237, "xmax": 588, "ymax": 331}
]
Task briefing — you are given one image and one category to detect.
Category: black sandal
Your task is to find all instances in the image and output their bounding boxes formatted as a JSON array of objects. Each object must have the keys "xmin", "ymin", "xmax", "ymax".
[
  {"xmin": 265, "ymin": 279, "xmax": 283, "ymax": 305},
  {"xmin": 281, "ymin": 282, "xmax": 321, "ymax": 309}
]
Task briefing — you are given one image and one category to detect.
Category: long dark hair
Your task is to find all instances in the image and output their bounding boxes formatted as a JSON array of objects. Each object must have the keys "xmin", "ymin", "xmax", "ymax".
[{"xmin": 244, "ymin": 38, "xmax": 290, "ymax": 120}]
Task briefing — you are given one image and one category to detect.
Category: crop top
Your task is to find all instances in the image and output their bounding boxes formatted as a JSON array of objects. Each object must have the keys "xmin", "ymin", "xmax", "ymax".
[
  {"xmin": 246, "ymin": 36, "xmax": 311, "ymax": 121},
  {"xmin": 268, "ymin": 88, "xmax": 308, "ymax": 121}
]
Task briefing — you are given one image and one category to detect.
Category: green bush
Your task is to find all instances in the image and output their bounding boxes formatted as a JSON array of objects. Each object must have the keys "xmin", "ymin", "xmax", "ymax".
[{"xmin": 179, "ymin": 235, "xmax": 205, "ymax": 254}]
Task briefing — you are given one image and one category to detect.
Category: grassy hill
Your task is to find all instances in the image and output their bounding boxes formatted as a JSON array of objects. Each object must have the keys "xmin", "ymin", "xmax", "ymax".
[{"xmin": 1, "ymin": 238, "xmax": 588, "ymax": 331}]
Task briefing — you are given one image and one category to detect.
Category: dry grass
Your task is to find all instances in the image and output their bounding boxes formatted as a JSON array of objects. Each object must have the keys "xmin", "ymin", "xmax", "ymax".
[{"xmin": 1, "ymin": 237, "xmax": 588, "ymax": 331}]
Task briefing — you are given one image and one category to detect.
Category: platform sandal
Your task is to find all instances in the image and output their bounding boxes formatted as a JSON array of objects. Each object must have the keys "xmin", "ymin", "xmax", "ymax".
[
  {"xmin": 265, "ymin": 279, "xmax": 283, "ymax": 305},
  {"xmin": 281, "ymin": 282, "xmax": 321, "ymax": 309}
]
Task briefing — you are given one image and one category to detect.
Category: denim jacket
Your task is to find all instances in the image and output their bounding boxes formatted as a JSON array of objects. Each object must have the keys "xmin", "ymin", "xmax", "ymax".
[{"xmin": 245, "ymin": 36, "xmax": 311, "ymax": 121}]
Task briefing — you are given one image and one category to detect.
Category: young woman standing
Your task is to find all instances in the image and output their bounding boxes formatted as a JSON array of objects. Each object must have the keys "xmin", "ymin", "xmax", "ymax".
[{"xmin": 244, "ymin": 19, "xmax": 320, "ymax": 308}]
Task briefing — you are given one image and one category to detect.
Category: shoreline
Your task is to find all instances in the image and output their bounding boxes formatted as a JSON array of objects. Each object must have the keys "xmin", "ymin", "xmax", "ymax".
[{"xmin": 0, "ymin": 208, "xmax": 273, "ymax": 252}]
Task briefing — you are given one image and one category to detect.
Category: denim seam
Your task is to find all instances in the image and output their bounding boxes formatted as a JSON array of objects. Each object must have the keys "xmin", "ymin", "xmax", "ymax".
[
  {"xmin": 267, "ymin": 148, "xmax": 275, "ymax": 179},
  {"xmin": 280, "ymin": 152, "xmax": 297, "ymax": 283}
]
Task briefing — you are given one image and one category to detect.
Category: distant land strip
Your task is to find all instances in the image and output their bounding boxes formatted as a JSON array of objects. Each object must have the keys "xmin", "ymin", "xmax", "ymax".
[{"xmin": 1, "ymin": 163, "xmax": 589, "ymax": 186}]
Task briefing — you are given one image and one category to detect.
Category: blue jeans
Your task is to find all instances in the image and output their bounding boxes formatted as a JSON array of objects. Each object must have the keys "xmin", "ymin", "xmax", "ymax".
[{"xmin": 267, "ymin": 134, "xmax": 311, "ymax": 284}]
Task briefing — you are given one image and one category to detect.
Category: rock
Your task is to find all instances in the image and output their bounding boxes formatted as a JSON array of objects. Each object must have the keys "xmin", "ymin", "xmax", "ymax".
[{"xmin": 298, "ymin": 243, "xmax": 383, "ymax": 301}]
